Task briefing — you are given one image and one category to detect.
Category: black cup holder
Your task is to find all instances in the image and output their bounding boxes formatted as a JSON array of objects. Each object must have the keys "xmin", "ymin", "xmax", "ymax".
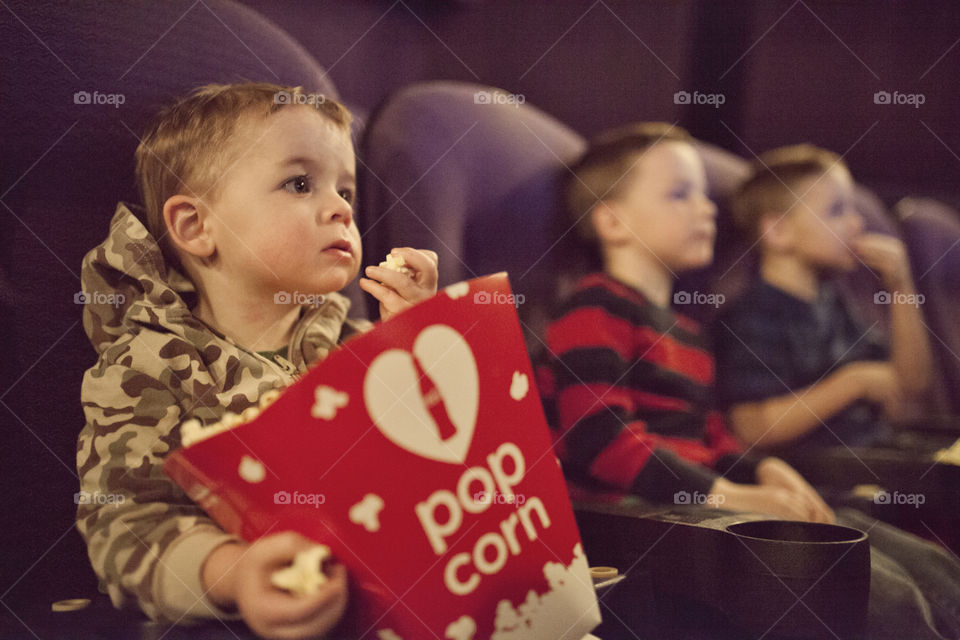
[
  {"xmin": 726, "ymin": 520, "xmax": 868, "ymax": 544},
  {"xmin": 722, "ymin": 520, "xmax": 870, "ymax": 639}
]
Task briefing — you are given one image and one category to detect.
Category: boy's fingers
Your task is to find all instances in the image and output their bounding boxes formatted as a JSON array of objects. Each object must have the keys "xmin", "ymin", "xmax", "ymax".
[
  {"xmin": 359, "ymin": 278, "xmax": 410, "ymax": 315},
  {"xmin": 392, "ymin": 247, "xmax": 438, "ymax": 268},
  {"xmin": 253, "ymin": 564, "xmax": 347, "ymax": 628},
  {"xmin": 359, "ymin": 275, "xmax": 393, "ymax": 299},
  {"xmin": 364, "ymin": 266, "xmax": 410, "ymax": 293},
  {"xmin": 391, "ymin": 248, "xmax": 439, "ymax": 285},
  {"xmin": 267, "ymin": 569, "xmax": 348, "ymax": 637},
  {"xmin": 255, "ymin": 531, "xmax": 319, "ymax": 567}
]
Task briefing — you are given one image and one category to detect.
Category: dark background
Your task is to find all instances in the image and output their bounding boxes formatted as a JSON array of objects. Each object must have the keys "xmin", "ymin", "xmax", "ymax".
[
  {"xmin": 2, "ymin": 0, "xmax": 959, "ymax": 632},
  {"xmin": 242, "ymin": 0, "xmax": 960, "ymax": 207}
]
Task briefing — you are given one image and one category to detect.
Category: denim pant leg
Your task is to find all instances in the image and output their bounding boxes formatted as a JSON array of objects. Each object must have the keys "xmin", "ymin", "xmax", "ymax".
[
  {"xmin": 837, "ymin": 507, "xmax": 960, "ymax": 640},
  {"xmin": 867, "ymin": 546, "xmax": 945, "ymax": 639}
]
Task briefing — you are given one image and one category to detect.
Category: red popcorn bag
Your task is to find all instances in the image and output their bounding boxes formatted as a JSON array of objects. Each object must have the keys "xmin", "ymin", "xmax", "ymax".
[{"xmin": 164, "ymin": 273, "xmax": 602, "ymax": 639}]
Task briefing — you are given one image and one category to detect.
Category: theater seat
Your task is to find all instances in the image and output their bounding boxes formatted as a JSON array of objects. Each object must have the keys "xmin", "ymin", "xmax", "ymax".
[
  {"xmin": 358, "ymin": 80, "xmax": 585, "ymax": 355},
  {"xmin": 896, "ymin": 197, "xmax": 960, "ymax": 415},
  {"xmin": 0, "ymin": 0, "xmax": 351, "ymax": 616}
]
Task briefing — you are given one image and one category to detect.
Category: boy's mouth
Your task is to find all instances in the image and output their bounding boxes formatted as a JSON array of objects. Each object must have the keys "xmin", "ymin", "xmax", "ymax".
[{"xmin": 323, "ymin": 239, "xmax": 354, "ymax": 257}]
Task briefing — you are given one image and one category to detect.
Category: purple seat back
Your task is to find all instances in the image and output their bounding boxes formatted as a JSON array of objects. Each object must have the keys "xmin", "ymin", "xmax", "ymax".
[
  {"xmin": 359, "ymin": 81, "xmax": 585, "ymax": 345},
  {"xmin": 897, "ymin": 198, "xmax": 960, "ymax": 412}
]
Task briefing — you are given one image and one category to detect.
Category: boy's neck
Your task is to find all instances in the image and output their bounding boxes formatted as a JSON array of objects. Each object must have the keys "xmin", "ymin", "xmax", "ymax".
[
  {"xmin": 603, "ymin": 250, "xmax": 674, "ymax": 308},
  {"xmin": 760, "ymin": 253, "xmax": 821, "ymax": 302},
  {"xmin": 191, "ymin": 275, "xmax": 302, "ymax": 353}
]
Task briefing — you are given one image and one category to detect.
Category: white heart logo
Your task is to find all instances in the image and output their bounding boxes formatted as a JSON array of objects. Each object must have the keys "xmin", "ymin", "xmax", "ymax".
[{"xmin": 364, "ymin": 324, "xmax": 479, "ymax": 464}]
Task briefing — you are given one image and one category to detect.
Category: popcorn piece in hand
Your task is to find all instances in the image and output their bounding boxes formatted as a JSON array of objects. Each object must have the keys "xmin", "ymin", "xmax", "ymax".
[
  {"xmin": 379, "ymin": 252, "xmax": 414, "ymax": 277},
  {"xmin": 270, "ymin": 544, "xmax": 331, "ymax": 597}
]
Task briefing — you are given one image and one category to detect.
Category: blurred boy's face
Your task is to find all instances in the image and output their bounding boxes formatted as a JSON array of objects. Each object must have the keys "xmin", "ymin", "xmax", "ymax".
[
  {"xmin": 199, "ymin": 106, "xmax": 361, "ymax": 299},
  {"xmin": 608, "ymin": 141, "xmax": 717, "ymax": 272},
  {"xmin": 781, "ymin": 166, "xmax": 863, "ymax": 273}
]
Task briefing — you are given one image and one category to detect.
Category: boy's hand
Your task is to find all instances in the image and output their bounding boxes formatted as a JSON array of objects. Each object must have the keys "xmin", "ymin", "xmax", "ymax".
[
  {"xmin": 839, "ymin": 360, "xmax": 902, "ymax": 414},
  {"xmin": 203, "ymin": 532, "xmax": 347, "ymax": 639},
  {"xmin": 359, "ymin": 247, "xmax": 439, "ymax": 322},
  {"xmin": 709, "ymin": 476, "xmax": 834, "ymax": 524},
  {"xmin": 853, "ymin": 233, "xmax": 913, "ymax": 291},
  {"xmin": 755, "ymin": 457, "xmax": 835, "ymax": 523}
]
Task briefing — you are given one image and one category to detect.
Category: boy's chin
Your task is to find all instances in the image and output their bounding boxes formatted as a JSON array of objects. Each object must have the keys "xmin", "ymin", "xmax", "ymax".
[{"xmin": 677, "ymin": 251, "xmax": 715, "ymax": 273}]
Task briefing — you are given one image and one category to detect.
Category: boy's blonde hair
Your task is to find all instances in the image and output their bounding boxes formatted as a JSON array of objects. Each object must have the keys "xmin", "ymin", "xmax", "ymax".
[
  {"xmin": 730, "ymin": 144, "xmax": 845, "ymax": 242},
  {"xmin": 565, "ymin": 122, "xmax": 692, "ymax": 243},
  {"xmin": 135, "ymin": 82, "xmax": 352, "ymax": 266}
]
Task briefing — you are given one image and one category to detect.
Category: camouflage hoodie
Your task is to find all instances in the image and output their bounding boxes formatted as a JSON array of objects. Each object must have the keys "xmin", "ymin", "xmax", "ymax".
[{"xmin": 76, "ymin": 203, "xmax": 370, "ymax": 623}]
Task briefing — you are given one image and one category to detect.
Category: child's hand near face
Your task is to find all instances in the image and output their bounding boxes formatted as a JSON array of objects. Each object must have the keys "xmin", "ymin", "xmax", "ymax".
[
  {"xmin": 203, "ymin": 532, "xmax": 348, "ymax": 639},
  {"xmin": 853, "ymin": 233, "xmax": 913, "ymax": 291},
  {"xmin": 359, "ymin": 248, "xmax": 439, "ymax": 321}
]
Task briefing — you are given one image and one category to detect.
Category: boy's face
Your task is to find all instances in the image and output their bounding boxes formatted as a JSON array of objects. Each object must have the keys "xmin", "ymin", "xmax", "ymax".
[
  {"xmin": 607, "ymin": 141, "xmax": 717, "ymax": 272},
  {"xmin": 780, "ymin": 166, "xmax": 863, "ymax": 273},
  {"xmin": 199, "ymin": 106, "xmax": 361, "ymax": 299}
]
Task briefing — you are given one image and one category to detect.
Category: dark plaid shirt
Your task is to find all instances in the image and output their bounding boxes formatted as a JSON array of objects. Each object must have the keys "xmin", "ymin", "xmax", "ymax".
[
  {"xmin": 537, "ymin": 273, "xmax": 755, "ymax": 504},
  {"xmin": 714, "ymin": 280, "xmax": 889, "ymax": 449}
]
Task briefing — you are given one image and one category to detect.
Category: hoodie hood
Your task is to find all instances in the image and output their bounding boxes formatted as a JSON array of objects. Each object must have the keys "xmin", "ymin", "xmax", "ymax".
[
  {"xmin": 80, "ymin": 203, "xmax": 358, "ymax": 366},
  {"xmin": 80, "ymin": 203, "xmax": 200, "ymax": 355}
]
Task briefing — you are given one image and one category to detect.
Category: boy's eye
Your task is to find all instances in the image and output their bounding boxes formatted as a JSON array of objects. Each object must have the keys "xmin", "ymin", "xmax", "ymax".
[
  {"xmin": 829, "ymin": 201, "xmax": 844, "ymax": 217},
  {"xmin": 282, "ymin": 175, "xmax": 311, "ymax": 194},
  {"xmin": 338, "ymin": 188, "xmax": 355, "ymax": 205},
  {"xmin": 670, "ymin": 187, "xmax": 690, "ymax": 200}
]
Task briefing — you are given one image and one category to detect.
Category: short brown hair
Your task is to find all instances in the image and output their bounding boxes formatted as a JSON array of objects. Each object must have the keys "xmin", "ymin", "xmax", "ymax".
[
  {"xmin": 565, "ymin": 122, "xmax": 692, "ymax": 242},
  {"xmin": 730, "ymin": 144, "xmax": 845, "ymax": 242},
  {"xmin": 135, "ymin": 82, "xmax": 352, "ymax": 265}
]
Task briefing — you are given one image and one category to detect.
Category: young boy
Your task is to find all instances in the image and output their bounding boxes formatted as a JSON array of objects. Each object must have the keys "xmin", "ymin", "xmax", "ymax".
[
  {"xmin": 538, "ymin": 123, "xmax": 834, "ymax": 524},
  {"xmin": 715, "ymin": 144, "xmax": 933, "ymax": 450},
  {"xmin": 76, "ymin": 83, "xmax": 438, "ymax": 637},
  {"xmin": 540, "ymin": 126, "xmax": 960, "ymax": 638}
]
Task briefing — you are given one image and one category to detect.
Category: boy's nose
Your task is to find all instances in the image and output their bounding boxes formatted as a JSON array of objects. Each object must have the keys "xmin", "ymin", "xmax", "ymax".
[
  {"xmin": 847, "ymin": 208, "xmax": 864, "ymax": 234},
  {"xmin": 701, "ymin": 194, "xmax": 718, "ymax": 218},
  {"xmin": 321, "ymin": 194, "xmax": 353, "ymax": 226}
]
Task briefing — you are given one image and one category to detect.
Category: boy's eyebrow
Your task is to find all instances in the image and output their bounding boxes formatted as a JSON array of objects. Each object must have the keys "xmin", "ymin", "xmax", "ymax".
[
  {"xmin": 279, "ymin": 155, "xmax": 316, "ymax": 168},
  {"xmin": 278, "ymin": 155, "xmax": 356, "ymax": 180}
]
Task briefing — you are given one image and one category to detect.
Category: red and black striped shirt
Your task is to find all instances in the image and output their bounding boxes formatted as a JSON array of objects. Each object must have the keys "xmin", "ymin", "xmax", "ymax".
[{"xmin": 538, "ymin": 273, "xmax": 752, "ymax": 503}]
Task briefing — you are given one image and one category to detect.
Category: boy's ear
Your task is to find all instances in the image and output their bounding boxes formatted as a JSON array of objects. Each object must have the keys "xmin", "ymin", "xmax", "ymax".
[
  {"xmin": 162, "ymin": 195, "xmax": 215, "ymax": 258},
  {"xmin": 757, "ymin": 210, "xmax": 794, "ymax": 252},
  {"xmin": 590, "ymin": 201, "xmax": 628, "ymax": 245}
]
